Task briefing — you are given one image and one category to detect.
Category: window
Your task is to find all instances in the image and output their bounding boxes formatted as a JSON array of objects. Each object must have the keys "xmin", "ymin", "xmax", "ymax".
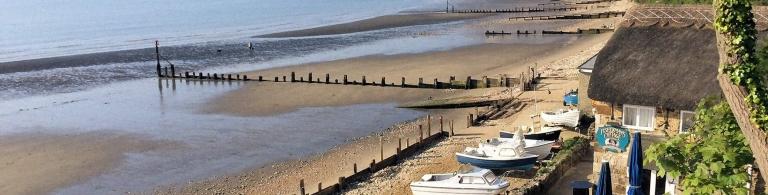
[
  {"xmin": 680, "ymin": 111, "xmax": 695, "ymax": 133},
  {"xmin": 623, "ymin": 105, "xmax": 655, "ymax": 131}
]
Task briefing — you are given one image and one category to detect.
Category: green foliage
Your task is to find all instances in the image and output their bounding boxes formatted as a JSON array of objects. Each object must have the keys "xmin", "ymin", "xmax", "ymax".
[
  {"xmin": 562, "ymin": 136, "xmax": 588, "ymax": 150},
  {"xmin": 538, "ymin": 168, "xmax": 548, "ymax": 174},
  {"xmin": 644, "ymin": 97, "xmax": 754, "ymax": 195},
  {"xmin": 714, "ymin": 0, "xmax": 768, "ymax": 134}
]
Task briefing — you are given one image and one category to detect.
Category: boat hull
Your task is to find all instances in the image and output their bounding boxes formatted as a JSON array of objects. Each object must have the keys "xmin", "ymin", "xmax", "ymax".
[
  {"xmin": 499, "ymin": 129, "xmax": 562, "ymax": 141},
  {"xmin": 455, "ymin": 153, "xmax": 538, "ymax": 170},
  {"xmin": 524, "ymin": 140, "xmax": 555, "ymax": 160},
  {"xmin": 540, "ymin": 110, "xmax": 580, "ymax": 127},
  {"xmin": 410, "ymin": 184, "xmax": 507, "ymax": 195}
]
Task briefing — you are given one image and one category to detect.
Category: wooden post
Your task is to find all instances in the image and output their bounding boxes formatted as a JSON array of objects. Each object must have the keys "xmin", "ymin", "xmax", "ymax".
[
  {"xmin": 434, "ymin": 78, "xmax": 439, "ymax": 89},
  {"xmin": 275, "ymin": 77, "xmax": 279, "ymax": 82},
  {"xmin": 370, "ymin": 159, "xmax": 376, "ymax": 172},
  {"xmin": 381, "ymin": 77, "xmax": 386, "ymax": 87},
  {"xmin": 380, "ymin": 137, "xmax": 384, "ymax": 161},
  {"xmin": 300, "ymin": 179, "xmax": 305, "ymax": 195},
  {"xmin": 300, "ymin": 77, "xmax": 303, "ymax": 82},
  {"xmin": 440, "ymin": 116, "xmax": 443, "ymax": 134},
  {"xmin": 419, "ymin": 125, "xmax": 423, "ymax": 144},
  {"xmin": 184, "ymin": 72, "xmax": 189, "ymax": 78},
  {"xmin": 401, "ymin": 77, "xmax": 406, "ymax": 88},
  {"xmin": 199, "ymin": 72, "xmax": 203, "ymax": 78},
  {"xmin": 450, "ymin": 120, "xmax": 454, "ymax": 137},
  {"xmin": 164, "ymin": 67, "xmax": 168, "ymax": 77},
  {"xmin": 308, "ymin": 73, "xmax": 312, "ymax": 83},
  {"xmin": 338, "ymin": 177, "xmax": 345, "ymax": 190},
  {"xmin": 406, "ymin": 138, "xmax": 409, "ymax": 147},
  {"xmin": 362, "ymin": 76, "xmax": 366, "ymax": 86},
  {"xmin": 258, "ymin": 76, "xmax": 262, "ymax": 81},
  {"xmin": 353, "ymin": 163, "xmax": 357, "ymax": 173},
  {"xmin": 470, "ymin": 114, "xmax": 474, "ymax": 126},
  {"xmin": 243, "ymin": 75, "xmax": 248, "ymax": 81},
  {"xmin": 155, "ymin": 40, "xmax": 161, "ymax": 77},
  {"xmin": 291, "ymin": 72, "xmax": 295, "ymax": 82},
  {"xmin": 398, "ymin": 138, "xmax": 402, "ymax": 154},
  {"xmin": 427, "ymin": 115, "xmax": 431, "ymax": 136},
  {"xmin": 418, "ymin": 78, "xmax": 423, "ymax": 88},
  {"xmin": 326, "ymin": 74, "xmax": 330, "ymax": 84},
  {"xmin": 466, "ymin": 76, "xmax": 471, "ymax": 89},
  {"xmin": 318, "ymin": 183, "xmax": 322, "ymax": 192},
  {"xmin": 343, "ymin": 75, "xmax": 348, "ymax": 85},
  {"xmin": 475, "ymin": 107, "xmax": 479, "ymax": 119},
  {"xmin": 467, "ymin": 115, "xmax": 471, "ymax": 127},
  {"xmin": 228, "ymin": 74, "xmax": 232, "ymax": 80}
]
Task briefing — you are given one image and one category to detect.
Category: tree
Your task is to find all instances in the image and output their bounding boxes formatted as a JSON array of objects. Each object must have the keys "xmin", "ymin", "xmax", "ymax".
[
  {"xmin": 645, "ymin": 96, "xmax": 753, "ymax": 195},
  {"xmin": 712, "ymin": 0, "xmax": 768, "ymax": 185}
]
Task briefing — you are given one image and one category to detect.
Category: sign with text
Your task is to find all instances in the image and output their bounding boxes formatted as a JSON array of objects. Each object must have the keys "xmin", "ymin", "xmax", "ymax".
[{"xmin": 596, "ymin": 125, "xmax": 630, "ymax": 153}]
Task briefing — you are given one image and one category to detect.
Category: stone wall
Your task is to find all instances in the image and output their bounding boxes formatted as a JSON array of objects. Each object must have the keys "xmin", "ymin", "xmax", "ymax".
[{"xmin": 511, "ymin": 138, "xmax": 591, "ymax": 195}]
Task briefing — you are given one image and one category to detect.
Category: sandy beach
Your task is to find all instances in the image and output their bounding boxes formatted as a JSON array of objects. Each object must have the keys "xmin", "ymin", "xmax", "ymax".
[{"xmin": 0, "ymin": 0, "xmax": 633, "ymax": 194}]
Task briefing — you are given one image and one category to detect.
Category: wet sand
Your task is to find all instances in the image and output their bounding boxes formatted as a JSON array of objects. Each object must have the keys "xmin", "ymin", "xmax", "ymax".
[{"xmin": 256, "ymin": 13, "xmax": 495, "ymax": 38}]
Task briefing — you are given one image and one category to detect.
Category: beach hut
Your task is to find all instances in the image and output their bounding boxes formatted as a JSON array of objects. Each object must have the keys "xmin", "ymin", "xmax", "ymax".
[{"xmin": 584, "ymin": 4, "xmax": 768, "ymax": 194}]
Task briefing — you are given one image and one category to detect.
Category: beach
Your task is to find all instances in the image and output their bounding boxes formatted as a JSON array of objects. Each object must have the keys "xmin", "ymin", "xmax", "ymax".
[{"xmin": 0, "ymin": 0, "xmax": 632, "ymax": 194}]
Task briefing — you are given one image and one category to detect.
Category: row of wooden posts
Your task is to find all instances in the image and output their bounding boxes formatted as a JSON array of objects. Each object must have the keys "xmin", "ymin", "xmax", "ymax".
[
  {"xmin": 486, "ymin": 28, "xmax": 615, "ymax": 35},
  {"xmin": 453, "ymin": 6, "xmax": 582, "ymax": 13},
  {"xmin": 508, "ymin": 11, "xmax": 626, "ymax": 21},
  {"xmin": 157, "ymin": 67, "xmax": 534, "ymax": 90},
  {"xmin": 303, "ymin": 115, "xmax": 459, "ymax": 195}
]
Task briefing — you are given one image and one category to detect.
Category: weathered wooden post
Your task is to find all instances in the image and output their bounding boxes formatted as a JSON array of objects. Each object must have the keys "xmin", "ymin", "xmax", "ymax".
[
  {"xmin": 258, "ymin": 76, "xmax": 262, "ymax": 81},
  {"xmin": 318, "ymin": 183, "xmax": 322, "ymax": 192},
  {"xmin": 398, "ymin": 138, "xmax": 402, "ymax": 155},
  {"xmin": 434, "ymin": 78, "xmax": 439, "ymax": 89},
  {"xmin": 475, "ymin": 107, "xmax": 479, "ymax": 119},
  {"xmin": 164, "ymin": 67, "xmax": 168, "ymax": 77},
  {"xmin": 243, "ymin": 75, "xmax": 248, "ymax": 80},
  {"xmin": 381, "ymin": 77, "xmax": 385, "ymax": 87},
  {"xmin": 300, "ymin": 179, "xmax": 306, "ymax": 195},
  {"xmin": 338, "ymin": 177, "xmax": 345, "ymax": 190},
  {"xmin": 362, "ymin": 76, "xmax": 366, "ymax": 86},
  {"xmin": 466, "ymin": 76, "xmax": 471, "ymax": 89},
  {"xmin": 283, "ymin": 76, "xmax": 286, "ymax": 82},
  {"xmin": 370, "ymin": 159, "xmax": 375, "ymax": 172},
  {"xmin": 155, "ymin": 40, "xmax": 161, "ymax": 77},
  {"xmin": 450, "ymin": 120, "xmax": 454, "ymax": 137},
  {"xmin": 343, "ymin": 75, "xmax": 348, "ymax": 85},
  {"xmin": 427, "ymin": 115, "xmax": 431, "ymax": 136},
  {"xmin": 213, "ymin": 73, "xmax": 218, "ymax": 80},
  {"xmin": 353, "ymin": 163, "xmax": 357, "ymax": 173},
  {"xmin": 228, "ymin": 74, "xmax": 232, "ymax": 80},
  {"xmin": 237, "ymin": 74, "xmax": 240, "ymax": 80},
  {"xmin": 184, "ymin": 72, "xmax": 189, "ymax": 78},
  {"xmin": 440, "ymin": 116, "xmax": 443, "ymax": 134},
  {"xmin": 326, "ymin": 74, "xmax": 330, "ymax": 84},
  {"xmin": 419, "ymin": 125, "xmax": 423, "ymax": 145},
  {"xmin": 291, "ymin": 72, "xmax": 296, "ymax": 82},
  {"xmin": 418, "ymin": 78, "xmax": 423, "ymax": 88},
  {"xmin": 171, "ymin": 64, "xmax": 175, "ymax": 78},
  {"xmin": 308, "ymin": 73, "xmax": 313, "ymax": 83},
  {"xmin": 470, "ymin": 114, "xmax": 474, "ymax": 126},
  {"xmin": 199, "ymin": 72, "xmax": 203, "ymax": 79},
  {"xmin": 275, "ymin": 77, "xmax": 279, "ymax": 82},
  {"xmin": 467, "ymin": 115, "xmax": 471, "ymax": 127},
  {"xmin": 401, "ymin": 77, "xmax": 406, "ymax": 88},
  {"xmin": 380, "ymin": 137, "xmax": 383, "ymax": 161}
]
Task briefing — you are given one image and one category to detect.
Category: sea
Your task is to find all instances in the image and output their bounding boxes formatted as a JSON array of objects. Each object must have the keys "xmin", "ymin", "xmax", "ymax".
[{"xmin": 0, "ymin": 0, "xmax": 582, "ymax": 194}]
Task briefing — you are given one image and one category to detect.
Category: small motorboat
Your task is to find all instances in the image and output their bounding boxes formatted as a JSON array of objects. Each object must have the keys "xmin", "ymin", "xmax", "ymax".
[
  {"xmin": 410, "ymin": 164, "xmax": 510, "ymax": 195},
  {"xmin": 540, "ymin": 109, "xmax": 580, "ymax": 127},
  {"xmin": 499, "ymin": 126, "xmax": 562, "ymax": 141},
  {"xmin": 456, "ymin": 130, "xmax": 539, "ymax": 170},
  {"xmin": 481, "ymin": 138, "xmax": 555, "ymax": 160},
  {"xmin": 563, "ymin": 90, "xmax": 578, "ymax": 106}
]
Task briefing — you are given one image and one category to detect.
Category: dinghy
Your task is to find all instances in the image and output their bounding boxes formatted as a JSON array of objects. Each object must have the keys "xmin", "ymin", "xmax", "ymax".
[
  {"xmin": 481, "ymin": 138, "xmax": 555, "ymax": 160},
  {"xmin": 456, "ymin": 130, "xmax": 539, "ymax": 170},
  {"xmin": 499, "ymin": 126, "xmax": 562, "ymax": 141},
  {"xmin": 540, "ymin": 109, "xmax": 580, "ymax": 127},
  {"xmin": 410, "ymin": 164, "xmax": 510, "ymax": 195}
]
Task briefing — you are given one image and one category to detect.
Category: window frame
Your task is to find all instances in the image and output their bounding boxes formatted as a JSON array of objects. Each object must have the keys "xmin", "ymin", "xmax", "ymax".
[
  {"xmin": 680, "ymin": 110, "xmax": 695, "ymax": 134},
  {"xmin": 622, "ymin": 104, "xmax": 655, "ymax": 131}
]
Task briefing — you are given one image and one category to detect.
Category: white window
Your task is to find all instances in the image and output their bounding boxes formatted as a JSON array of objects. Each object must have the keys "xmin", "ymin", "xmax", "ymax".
[
  {"xmin": 680, "ymin": 111, "xmax": 695, "ymax": 133},
  {"xmin": 623, "ymin": 105, "xmax": 655, "ymax": 131}
]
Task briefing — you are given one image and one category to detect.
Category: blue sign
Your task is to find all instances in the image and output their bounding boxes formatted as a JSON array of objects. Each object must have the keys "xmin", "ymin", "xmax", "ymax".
[{"xmin": 596, "ymin": 125, "xmax": 630, "ymax": 153}]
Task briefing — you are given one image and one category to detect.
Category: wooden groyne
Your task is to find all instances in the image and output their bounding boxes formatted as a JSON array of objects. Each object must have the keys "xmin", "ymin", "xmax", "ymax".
[
  {"xmin": 306, "ymin": 116, "xmax": 452, "ymax": 195},
  {"xmin": 455, "ymin": 6, "xmax": 585, "ymax": 13},
  {"xmin": 538, "ymin": 0, "xmax": 614, "ymax": 6},
  {"xmin": 509, "ymin": 11, "xmax": 625, "ymax": 21},
  {"xmin": 485, "ymin": 28, "xmax": 614, "ymax": 35}
]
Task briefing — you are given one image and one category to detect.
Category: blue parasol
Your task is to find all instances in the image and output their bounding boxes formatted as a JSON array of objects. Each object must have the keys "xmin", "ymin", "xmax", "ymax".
[
  {"xmin": 627, "ymin": 131, "xmax": 644, "ymax": 195},
  {"xmin": 596, "ymin": 160, "xmax": 613, "ymax": 195}
]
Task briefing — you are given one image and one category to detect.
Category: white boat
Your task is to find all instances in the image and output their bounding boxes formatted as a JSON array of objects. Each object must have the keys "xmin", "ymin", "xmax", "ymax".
[
  {"xmin": 540, "ymin": 109, "xmax": 580, "ymax": 127},
  {"xmin": 410, "ymin": 164, "xmax": 510, "ymax": 195},
  {"xmin": 481, "ymin": 138, "xmax": 555, "ymax": 160},
  {"xmin": 456, "ymin": 130, "xmax": 539, "ymax": 170},
  {"xmin": 499, "ymin": 126, "xmax": 563, "ymax": 141}
]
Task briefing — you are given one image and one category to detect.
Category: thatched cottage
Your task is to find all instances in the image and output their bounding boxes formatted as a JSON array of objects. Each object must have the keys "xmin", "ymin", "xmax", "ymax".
[{"xmin": 585, "ymin": 5, "xmax": 768, "ymax": 195}]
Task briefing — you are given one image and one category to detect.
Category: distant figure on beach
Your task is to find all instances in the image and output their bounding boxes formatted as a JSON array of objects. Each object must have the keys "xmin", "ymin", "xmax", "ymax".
[{"xmin": 248, "ymin": 42, "xmax": 254, "ymax": 50}]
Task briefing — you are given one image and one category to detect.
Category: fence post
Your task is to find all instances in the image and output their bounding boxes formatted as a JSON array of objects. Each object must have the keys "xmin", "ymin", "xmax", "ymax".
[
  {"xmin": 434, "ymin": 78, "xmax": 439, "ymax": 89},
  {"xmin": 466, "ymin": 76, "xmax": 471, "ymax": 89},
  {"xmin": 362, "ymin": 76, "xmax": 366, "ymax": 86},
  {"xmin": 308, "ymin": 72, "xmax": 313, "ymax": 83},
  {"xmin": 353, "ymin": 163, "xmax": 357, "ymax": 173},
  {"xmin": 406, "ymin": 138, "xmax": 409, "ymax": 147},
  {"xmin": 291, "ymin": 72, "xmax": 295, "ymax": 82},
  {"xmin": 380, "ymin": 137, "xmax": 384, "ymax": 161},
  {"xmin": 419, "ymin": 125, "xmax": 423, "ymax": 145},
  {"xmin": 318, "ymin": 183, "xmax": 322, "ymax": 193},
  {"xmin": 467, "ymin": 115, "xmax": 471, "ymax": 127},
  {"xmin": 398, "ymin": 138, "xmax": 402, "ymax": 155},
  {"xmin": 381, "ymin": 77, "xmax": 386, "ymax": 87},
  {"xmin": 401, "ymin": 77, "xmax": 406, "ymax": 88},
  {"xmin": 440, "ymin": 116, "xmax": 443, "ymax": 135},
  {"xmin": 470, "ymin": 114, "xmax": 474, "ymax": 126},
  {"xmin": 300, "ymin": 179, "xmax": 305, "ymax": 195},
  {"xmin": 418, "ymin": 78, "xmax": 423, "ymax": 88},
  {"xmin": 450, "ymin": 120, "xmax": 454, "ymax": 137},
  {"xmin": 326, "ymin": 74, "xmax": 330, "ymax": 84},
  {"xmin": 475, "ymin": 107, "xmax": 480, "ymax": 119},
  {"xmin": 339, "ymin": 177, "xmax": 345, "ymax": 191},
  {"xmin": 343, "ymin": 75, "xmax": 348, "ymax": 85}
]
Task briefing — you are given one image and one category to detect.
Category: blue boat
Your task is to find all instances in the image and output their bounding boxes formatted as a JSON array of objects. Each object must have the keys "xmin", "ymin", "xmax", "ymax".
[
  {"xmin": 455, "ymin": 152, "xmax": 539, "ymax": 170},
  {"xmin": 563, "ymin": 90, "xmax": 578, "ymax": 106}
]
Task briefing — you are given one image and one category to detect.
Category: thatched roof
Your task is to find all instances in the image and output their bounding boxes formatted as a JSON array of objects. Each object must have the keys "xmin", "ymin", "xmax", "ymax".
[
  {"xmin": 621, "ymin": 5, "xmax": 768, "ymax": 31},
  {"xmin": 588, "ymin": 25, "xmax": 722, "ymax": 110}
]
